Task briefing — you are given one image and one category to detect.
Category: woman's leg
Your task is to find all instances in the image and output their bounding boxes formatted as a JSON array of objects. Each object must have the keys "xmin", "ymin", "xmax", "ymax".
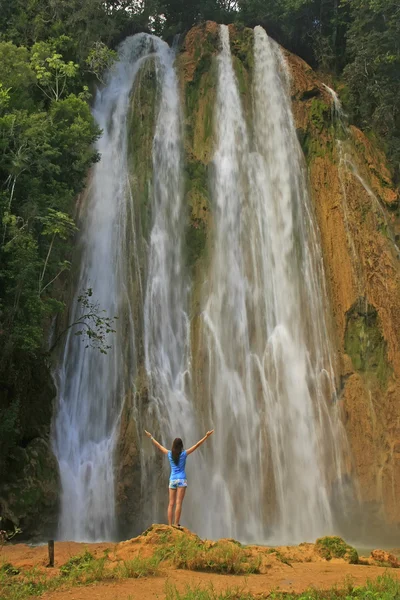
[
  {"xmin": 174, "ymin": 486, "xmax": 186, "ymax": 525},
  {"xmin": 168, "ymin": 488, "xmax": 176, "ymax": 526}
]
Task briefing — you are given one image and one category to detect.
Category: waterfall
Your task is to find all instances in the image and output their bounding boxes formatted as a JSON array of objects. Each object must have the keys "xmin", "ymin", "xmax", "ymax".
[
  {"xmin": 198, "ymin": 25, "xmax": 346, "ymax": 543},
  {"xmin": 53, "ymin": 34, "xmax": 181, "ymax": 541},
  {"xmin": 141, "ymin": 40, "xmax": 199, "ymax": 520},
  {"xmin": 53, "ymin": 25, "xmax": 349, "ymax": 544}
]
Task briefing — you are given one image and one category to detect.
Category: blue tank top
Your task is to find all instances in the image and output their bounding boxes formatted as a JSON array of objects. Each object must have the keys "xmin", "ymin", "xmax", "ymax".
[{"xmin": 168, "ymin": 450, "xmax": 187, "ymax": 480}]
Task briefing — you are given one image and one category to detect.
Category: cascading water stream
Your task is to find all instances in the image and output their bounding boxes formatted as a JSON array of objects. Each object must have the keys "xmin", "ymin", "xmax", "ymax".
[
  {"xmin": 53, "ymin": 34, "xmax": 183, "ymax": 541},
  {"xmin": 324, "ymin": 85, "xmax": 400, "ymax": 267},
  {"xmin": 140, "ymin": 40, "xmax": 200, "ymax": 521},
  {"xmin": 198, "ymin": 25, "xmax": 347, "ymax": 543}
]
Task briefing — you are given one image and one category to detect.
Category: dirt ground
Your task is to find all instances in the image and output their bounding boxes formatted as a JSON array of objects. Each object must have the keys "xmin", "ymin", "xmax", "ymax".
[{"xmin": 1, "ymin": 526, "xmax": 400, "ymax": 600}]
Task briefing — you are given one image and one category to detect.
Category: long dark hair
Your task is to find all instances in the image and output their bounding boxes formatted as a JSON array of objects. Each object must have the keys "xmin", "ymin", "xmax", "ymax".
[{"xmin": 171, "ymin": 438, "xmax": 183, "ymax": 465}]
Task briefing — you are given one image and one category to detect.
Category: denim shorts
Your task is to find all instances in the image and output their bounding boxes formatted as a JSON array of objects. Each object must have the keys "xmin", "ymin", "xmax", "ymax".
[{"xmin": 169, "ymin": 479, "xmax": 187, "ymax": 489}]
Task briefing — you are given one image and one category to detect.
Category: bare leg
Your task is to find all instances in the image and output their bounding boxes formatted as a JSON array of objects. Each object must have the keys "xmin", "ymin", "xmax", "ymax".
[
  {"xmin": 168, "ymin": 488, "xmax": 176, "ymax": 526},
  {"xmin": 174, "ymin": 486, "xmax": 186, "ymax": 526}
]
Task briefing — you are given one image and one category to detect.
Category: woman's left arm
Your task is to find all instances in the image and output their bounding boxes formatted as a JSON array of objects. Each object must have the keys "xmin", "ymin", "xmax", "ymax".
[
  {"xmin": 186, "ymin": 430, "xmax": 214, "ymax": 455},
  {"xmin": 145, "ymin": 430, "xmax": 168, "ymax": 454}
]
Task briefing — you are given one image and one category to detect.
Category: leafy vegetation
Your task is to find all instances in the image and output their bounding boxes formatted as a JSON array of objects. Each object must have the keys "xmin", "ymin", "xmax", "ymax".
[
  {"xmin": 315, "ymin": 536, "xmax": 359, "ymax": 564},
  {"xmin": 0, "ymin": 6, "xmax": 122, "ymax": 486}
]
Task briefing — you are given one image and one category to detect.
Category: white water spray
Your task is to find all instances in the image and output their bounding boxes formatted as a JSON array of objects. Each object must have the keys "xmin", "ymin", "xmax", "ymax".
[
  {"xmin": 53, "ymin": 34, "xmax": 178, "ymax": 541},
  {"xmin": 198, "ymin": 25, "xmax": 346, "ymax": 543},
  {"xmin": 141, "ymin": 41, "xmax": 201, "ymax": 520}
]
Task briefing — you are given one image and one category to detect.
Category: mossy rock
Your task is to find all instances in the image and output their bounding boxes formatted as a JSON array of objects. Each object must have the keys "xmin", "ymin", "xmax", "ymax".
[
  {"xmin": 344, "ymin": 298, "xmax": 391, "ymax": 386},
  {"xmin": 127, "ymin": 57, "xmax": 157, "ymax": 240},
  {"xmin": 185, "ymin": 61, "xmax": 217, "ymax": 164},
  {"xmin": 186, "ymin": 216, "xmax": 207, "ymax": 270},
  {"xmin": 315, "ymin": 536, "xmax": 358, "ymax": 564},
  {"xmin": 310, "ymin": 98, "xmax": 330, "ymax": 131},
  {"xmin": 229, "ymin": 25, "xmax": 254, "ymax": 73}
]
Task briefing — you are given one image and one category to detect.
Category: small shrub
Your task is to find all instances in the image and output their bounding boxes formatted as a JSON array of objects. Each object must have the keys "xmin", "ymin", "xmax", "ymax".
[
  {"xmin": 156, "ymin": 535, "xmax": 260, "ymax": 574},
  {"xmin": 189, "ymin": 542, "xmax": 261, "ymax": 574},
  {"xmin": 315, "ymin": 536, "xmax": 358, "ymax": 564}
]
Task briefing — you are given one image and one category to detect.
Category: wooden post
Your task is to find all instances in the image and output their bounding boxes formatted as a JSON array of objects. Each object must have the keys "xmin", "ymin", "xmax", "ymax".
[{"xmin": 47, "ymin": 540, "xmax": 54, "ymax": 567}]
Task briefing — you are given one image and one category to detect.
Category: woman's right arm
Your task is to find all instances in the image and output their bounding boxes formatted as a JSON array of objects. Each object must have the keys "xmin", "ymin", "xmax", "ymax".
[
  {"xmin": 145, "ymin": 430, "xmax": 169, "ymax": 454},
  {"xmin": 186, "ymin": 430, "xmax": 214, "ymax": 455}
]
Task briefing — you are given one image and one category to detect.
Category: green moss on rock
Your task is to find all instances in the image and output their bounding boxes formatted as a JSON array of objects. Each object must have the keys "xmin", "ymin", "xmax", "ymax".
[
  {"xmin": 127, "ymin": 58, "xmax": 157, "ymax": 240},
  {"xmin": 185, "ymin": 62, "xmax": 217, "ymax": 164},
  {"xmin": 344, "ymin": 298, "xmax": 391, "ymax": 386},
  {"xmin": 229, "ymin": 26, "xmax": 254, "ymax": 73},
  {"xmin": 186, "ymin": 214, "xmax": 207, "ymax": 270},
  {"xmin": 315, "ymin": 536, "xmax": 358, "ymax": 564},
  {"xmin": 310, "ymin": 98, "xmax": 330, "ymax": 131}
]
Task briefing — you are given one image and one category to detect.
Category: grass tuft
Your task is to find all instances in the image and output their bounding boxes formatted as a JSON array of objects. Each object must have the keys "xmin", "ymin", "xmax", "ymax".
[{"xmin": 116, "ymin": 555, "xmax": 161, "ymax": 578}]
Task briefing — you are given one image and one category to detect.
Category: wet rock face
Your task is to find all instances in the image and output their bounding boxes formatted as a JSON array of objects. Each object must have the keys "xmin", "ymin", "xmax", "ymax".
[
  {"xmin": 0, "ymin": 437, "xmax": 59, "ymax": 540},
  {"xmin": 287, "ymin": 47, "xmax": 400, "ymax": 530}
]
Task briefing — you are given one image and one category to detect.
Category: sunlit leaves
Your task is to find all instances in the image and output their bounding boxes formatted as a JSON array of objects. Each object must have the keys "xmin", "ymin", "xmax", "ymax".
[
  {"xmin": 85, "ymin": 42, "xmax": 117, "ymax": 83},
  {"xmin": 31, "ymin": 38, "xmax": 79, "ymax": 101}
]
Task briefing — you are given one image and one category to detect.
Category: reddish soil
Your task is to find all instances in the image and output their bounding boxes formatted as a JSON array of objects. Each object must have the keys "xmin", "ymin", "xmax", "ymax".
[{"xmin": 1, "ymin": 526, "xmax": 400, "ymax": 600}]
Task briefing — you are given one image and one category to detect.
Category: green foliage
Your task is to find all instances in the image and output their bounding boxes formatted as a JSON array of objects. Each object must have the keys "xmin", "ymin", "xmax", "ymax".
[
  {"xmin": 86, "ymin": 41, "xmax": 117, "ymax": 83},
  {"xmin": 0, "ymin": 42, "xmax": 35, "ymax": 110},
  {"xmin": 343, "ymin": 0, "xmax": 400, "ymax": 181},
  {"xmin": 0, "ymin": 562, "xmax": 20, "ymax": 576},
  {"xmin": 0, "ymin": 10, "xmax": 101, "ymax": 485},
  {"xmin": 31, "ymin": 37, "xmax": 79, "ymax": 102},
  {"xmin": 59, "ymin": 550, "xmax": 95, "ymax": 576},
  {"xmin": 116, "ymin": 555, "xmax": 161, "ymax": 578},
  {"xmin": 237, "ymin": 0, "xmax": 348, "ymax": 70},
  {"xmin": 55, "ymin": 288, "xmax": 117, "ymax": 355},
  {"xmin": 315, "ymin": 536, "xmax": 359, "ymax": 564},
  {"xmin": 186, "ymin": 217, "xmax": 207, "ymax": 269},
  {"xmin": 156, "ymin": 0, "xmax": 237, "ymax": 34},
  {"xmin": 310, "ymin": 98, "xmax": 330, "ymax": 131}
]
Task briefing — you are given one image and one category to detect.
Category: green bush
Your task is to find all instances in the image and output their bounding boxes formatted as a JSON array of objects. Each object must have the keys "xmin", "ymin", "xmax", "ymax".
[
  {"xmin": 315, "ymin": 536, "xmax": 358, "ymax": 564},
  {"xmin": 156, "ymin": 534, "xmax": 260, "ymax": 574}
]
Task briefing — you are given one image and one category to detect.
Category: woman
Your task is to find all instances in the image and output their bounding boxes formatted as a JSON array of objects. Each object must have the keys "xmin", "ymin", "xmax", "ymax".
[{"xmin": 145, "ymin": 429, "xmax": 214, "ymax": 527}]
